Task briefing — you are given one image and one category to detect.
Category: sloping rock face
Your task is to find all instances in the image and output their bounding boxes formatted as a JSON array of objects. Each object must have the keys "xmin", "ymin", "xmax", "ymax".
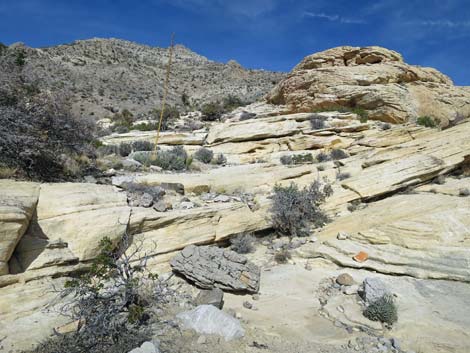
[
  {"xmin": 302, "ymin": 191, "xmax": 470, "ymax": 282},
  {"xmin": 0, "ymin": 181, "xmax": 39, "ymax": 275},
  {"xmin": 267, "ymin": 46, "xmax": 470, "ymax": 124}
]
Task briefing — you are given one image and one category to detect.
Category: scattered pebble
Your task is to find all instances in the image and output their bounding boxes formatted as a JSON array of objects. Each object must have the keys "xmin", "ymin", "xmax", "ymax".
[
  {"xmin": 337, "ymin": 231, "xmax": 350, "ymax": 240},
  {"xmin": 336, "ymin": 273, "xmax": 354, "ymax": 286},
  {"xmin": 243, "ymin": 301, "xmax": 253, "ymax": 310}
]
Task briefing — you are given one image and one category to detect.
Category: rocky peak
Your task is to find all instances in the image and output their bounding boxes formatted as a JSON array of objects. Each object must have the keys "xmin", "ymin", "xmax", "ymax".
[
  {"xmin": 294, "ymin": 46, "xmax": 404, "ymax": 70},
  {"xmin": 267, "ymin": 45, "xmax": 469, "ymax": 124}
]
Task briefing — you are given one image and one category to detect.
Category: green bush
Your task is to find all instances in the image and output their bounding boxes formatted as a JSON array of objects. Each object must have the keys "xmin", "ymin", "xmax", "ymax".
[
  {"xmin": 133, "ymin": 146, "xmax": 189, "ymax": 171},
  {"xmin": 131, "ymin": 140, "xmax": 155, "ymax": 152},
  {"xmin": 280, "ymin": 153, "xmax": 314, "ymax": 165},
  {"xmin": 148, "ymin": 105, "xmax": 180, "ymax": 130},
  {"xmin": 270, "ymin": 180, "xmax": 333, "ymax": 237},
  {"xmin": 330, "ymin": 149, "xmax": 349, "ymax": 160},
  {"xmin": 417, "ymin": 116, "xmax": 437, "ymax": 128},
  {"xmin": 132, "ymin": 122, "xmax": 158, "ymax": 131},
  {"xmin": 118, "ymin": 142, "xmax": 132, "ymax": 157},
  {"xmin": 363, "ymin": 294, "xmax": 398, "ymax": 325},
  {"xmin": 111, "ymin": 109, "xmax": 134, "ymax": 132},
  {"xmin": 200, "ymin": 101, "xmax": 225, "ymax": 121},
  {"xmin": 194, "ymin": 147, "xmax": 214, "ymax": 163},
  {"xmin": 316, "ymin": 152, "xmax": 331, "ymax": 163}
]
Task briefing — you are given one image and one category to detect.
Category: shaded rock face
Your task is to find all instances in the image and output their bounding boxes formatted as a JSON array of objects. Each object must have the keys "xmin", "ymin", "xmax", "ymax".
[
  {"xmin": 170, "ymin": 245, "xmax": 260, "ymax": 293},
  {"xmin": 267, "ymin": 46, "xmax": 470, "ymax": 125}
]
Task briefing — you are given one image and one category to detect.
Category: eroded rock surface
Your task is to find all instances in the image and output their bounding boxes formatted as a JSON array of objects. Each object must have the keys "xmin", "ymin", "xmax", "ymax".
[
  {"xmin": 267, "ymin": 46, "xmax": 470, "ymax": 124},
  {"xmin": 171, "ymin": 245, "xmax": 260, "ymax": 293}
]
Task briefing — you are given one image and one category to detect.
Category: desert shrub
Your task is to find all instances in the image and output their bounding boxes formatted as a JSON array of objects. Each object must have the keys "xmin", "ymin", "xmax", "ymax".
[
  {"xmin": 363, "ymin": 294, "xmax": 398, "ymax": 325},
  {"xmin": 310, "ymin": 115, "xmax": 326, "ymax": 130},
  {"xmin": 15, "ymin": 49, "xmax": 26, "ymax": 66},
  {"xmin": 29, "ymin": 329, "xmax": 149, "ymax": 353},
  {"xmin": 133, "ymin": 147, "xmax": 189, "ymax": 171},
  {"xmin": 417, "ymin": 116, "xmax": 437, "ymax": 128},
  {"xmin": 0, "ymin": 42, "xmax": 7, "ymax": 55},
  {"xmin": 213, "ymin": 153, "xmax": 227, "ymax": 165},
  {"xmin": 148, "ymin": 105, "xmax": 180, "ymax": 130},
  {"xmin": 0, "ymin": 97, "xmax": 96, "ymax": 181},
  {"xmin": 118, "ymin": 143, "xmax": 132, "ymax": 157},
  {"xmin": 111, "ymin": 109, "xmax": 134, "ymax": 132},
  {"xmin": 34, "ymin": 235, "xmax": 160, "ymax": 353},
  {"xmin": 132, "ymin": 122, "xmax": 158, "ymax": 131},
  {"xmin": 230, "ymin": 233, "xmax": 256, "ymax": 254},
  {"xmin": 280, "ymin": 155, "xmax": 293, "ymax": 165},
  {"xmin": 97, "ymin": 145, "xmax": 119, "ymax": 156},
  {"xmin": 200, "ymin": 102, "xmax": 225, "ymax": 121},
  {"xmin": 336, "ymin": 172, "xmax": 351, "ymax": 181},
  {"xmin": 330, "ymin": 149, "xmax": 349, "ymax": 160},
  {"xmin": 281, "ymin": 153, "xmax": 314, "ymax": 165},
  {"xmin": 222, "ymin": 95, "xmax": 245, "ymax": 111},
  {"xmin": 316, "ymin": 152, "xmax": 331, "ymax": 163},
  {"xmin": 274, "ymin": 249, "xmax": 292, "ymax": 264},
  {"xmin": 131, "ymin": 140, "xmax": 155, "ymax": 152},
  {"xmin": 380, "ymin": 123, "xmax": 392, "ymax": 130},
  {"xmin": 271, "ymin": 180, "xmax": 333, "ymax": 237},
  {"xmin": 352, "ymin": 107, "xmax": 368, "ymax": 122},
  {"xmin": 194, "ymin": 147, "xmax": 214, "ymax": 164}
]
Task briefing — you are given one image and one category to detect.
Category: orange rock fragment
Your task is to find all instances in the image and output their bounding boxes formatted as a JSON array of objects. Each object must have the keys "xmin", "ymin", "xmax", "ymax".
[{"xmin": 353, "ymin": 251, "xmax": 368, "ymax": 263}]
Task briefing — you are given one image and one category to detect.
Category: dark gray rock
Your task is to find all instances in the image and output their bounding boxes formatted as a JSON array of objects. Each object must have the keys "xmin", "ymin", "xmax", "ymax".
[
  {"xmin": 170, "ymin": 245, "xmax": 260, "ymax": 293},
  {"xmin": 196, "ymin": 288, "xmax": 224, "ymax": 309}
]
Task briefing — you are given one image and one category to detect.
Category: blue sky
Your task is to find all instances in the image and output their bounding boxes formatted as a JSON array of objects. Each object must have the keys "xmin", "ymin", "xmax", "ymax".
[{"xmin": 1, "ymin": 0, "xmax": 469, "ymax": 85}]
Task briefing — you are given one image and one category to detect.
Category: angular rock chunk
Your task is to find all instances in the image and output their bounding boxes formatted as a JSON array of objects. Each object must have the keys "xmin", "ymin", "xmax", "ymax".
[
  {"xmin": 170, "ymin": 245, "xmax": 260, "ymax": 293},
  {"xmin": 176, "ymin": 305, "xmax": 245, "ymax": 341},
  {"xmin": 360, "ymin": 277, "xmax": 391, "ymax": 305}
]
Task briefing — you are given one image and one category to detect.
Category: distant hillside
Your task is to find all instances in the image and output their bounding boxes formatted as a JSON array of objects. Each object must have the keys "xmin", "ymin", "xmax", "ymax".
[{"xmin": 2, "ymin": 38, "xmax": 285, "ymax": 118}]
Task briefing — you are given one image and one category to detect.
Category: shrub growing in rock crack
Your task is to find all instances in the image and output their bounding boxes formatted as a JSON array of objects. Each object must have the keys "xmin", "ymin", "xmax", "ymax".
[
  {"xmin": 417, "ymin": 116, "xmax": 437, "ymax": 128},
  {"xmin": 316, "ymin": 152, "xmax": 331, "ymax": 163},
  {"xmin": 194, "ymin": 147, "xmax": 214, "ymax": 164},
  {"xmin": 281, "ymin": 153, "xmax": 314, "ymax": 165},
  {"xmin": 213, "ymin": 153, "xmax": 227, "ymax": 165},
  {"xmin": 330, "ymin": 149, "xmax": 349, "ymax": 160},
  {"xmin": 270, "ymin": 180, "xmax": 333, "ymax": 237},
  {"xmin": 310, "ymin": 115, "xmax": 326, "ymax": 130},
  {"xmin": 380, "ymin": 123, "xmax": 392, "ymax": 130},
  {"xmin": 363, "ymin": 294, "xmax": 398, "ymax": 326},
  {"xmin": 34, "ymin": 233, "xmax": 163, "ymax": 353},
  {"xmin": 230, "ymin": 233, "xmax": 256, "ymax": 254}
]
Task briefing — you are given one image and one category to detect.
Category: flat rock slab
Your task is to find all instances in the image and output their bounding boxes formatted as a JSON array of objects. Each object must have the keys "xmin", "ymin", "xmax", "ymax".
[
  {"xmin": 176, "ymin": 304, "xmax": 245, "ymax": 341},
  {"xmin": 170, "ymin": 245, "xmax": 260, "ymax": 293}
]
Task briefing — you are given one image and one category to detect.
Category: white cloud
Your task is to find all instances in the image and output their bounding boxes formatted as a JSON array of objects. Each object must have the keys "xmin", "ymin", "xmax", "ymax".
[
  {"xmin": 303, "ymin": 11, "xmax": 365, "ymax": 24},
  {"xmin": 408, "ymin": 19, "xmax": 470, "ymax": 28}
]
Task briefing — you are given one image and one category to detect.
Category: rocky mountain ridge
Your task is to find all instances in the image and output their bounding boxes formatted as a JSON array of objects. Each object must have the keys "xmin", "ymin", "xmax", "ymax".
[{"xmin": 5, "ymin": 38, "xmax": 284, "ymax": 117}]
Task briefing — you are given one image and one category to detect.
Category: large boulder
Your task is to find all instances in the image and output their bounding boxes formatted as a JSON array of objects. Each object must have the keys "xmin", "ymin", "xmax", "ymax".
[
  {"xmin": 267, "ymin": 46, "xmax": 470, "ymax": 125},
  {"xmin": 170, "ymin": 245, "xmax": 260, "ymax": 293}
]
